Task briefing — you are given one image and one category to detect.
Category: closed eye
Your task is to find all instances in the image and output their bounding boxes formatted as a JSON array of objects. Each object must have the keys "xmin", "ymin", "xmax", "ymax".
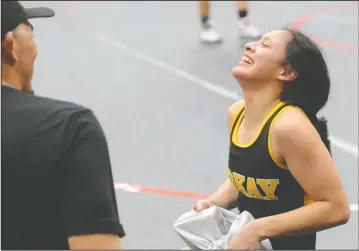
[{"xmin": 260, "ymin": 35, "xmax": 271, "ymax": 48}]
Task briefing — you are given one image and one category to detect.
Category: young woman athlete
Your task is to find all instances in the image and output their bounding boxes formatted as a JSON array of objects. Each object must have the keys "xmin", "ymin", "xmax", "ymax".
[{"xmin": 192, "ymin": 28, "xmax": 350, "ymax": 250}]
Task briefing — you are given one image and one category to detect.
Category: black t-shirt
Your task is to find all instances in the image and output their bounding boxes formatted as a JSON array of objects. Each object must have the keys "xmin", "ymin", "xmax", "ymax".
[{"xmin": 1, "ymin": 85, "xmax": 125, "ymax": 250}]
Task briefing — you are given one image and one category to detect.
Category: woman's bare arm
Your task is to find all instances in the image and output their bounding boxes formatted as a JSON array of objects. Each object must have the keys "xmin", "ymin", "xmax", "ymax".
[
  {"xmin": 250, "ymin": 107, "xmax": 349, "ymax": 240},
  {"xmin": 206, "ymin": 100, "xmax": 245, "ymax": 210}
]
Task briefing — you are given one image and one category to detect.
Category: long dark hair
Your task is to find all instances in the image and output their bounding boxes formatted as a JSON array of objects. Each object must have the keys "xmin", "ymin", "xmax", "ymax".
[{"xmin": 280, "ymin": 28, "xmax": 331, "ymax": 153}]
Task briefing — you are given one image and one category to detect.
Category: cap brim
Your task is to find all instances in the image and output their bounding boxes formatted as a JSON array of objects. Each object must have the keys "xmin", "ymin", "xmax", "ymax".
[{"xmin": 25, "ymin": 7, "xmax": 55, "ymax": 19}]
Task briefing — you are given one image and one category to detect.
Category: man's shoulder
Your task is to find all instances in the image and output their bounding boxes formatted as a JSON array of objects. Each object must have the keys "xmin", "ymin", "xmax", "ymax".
[
  {"xmin": 2, "ymin": 87, "xmax": 89, "ymax": 116},
  {"xmin": 34, "ymin": 94, "xmax": 88, "ymax": 113},
  {"xmin": 2, "ymin": 88, "xmax": 104, "ymax": 146},
  {"xmin": 23, "ymin": 96, "xmax": 104, "ymax": 150},
  {"xmin": 28, "ymin": 94, "xmax": 96, "ymax": 123},
  {"xmin": 4, "ymin": 91, "xmax": 99, "ymax": 134}
]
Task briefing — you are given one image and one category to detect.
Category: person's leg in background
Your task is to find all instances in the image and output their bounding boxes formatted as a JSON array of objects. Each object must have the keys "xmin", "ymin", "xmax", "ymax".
[
  {"xmin": 236, "ymin": 1, "xmax": 261, "ymax": 38},
  {"xmin": 199, "ymin": 1, "xmax": 222, "ymax": 43}
]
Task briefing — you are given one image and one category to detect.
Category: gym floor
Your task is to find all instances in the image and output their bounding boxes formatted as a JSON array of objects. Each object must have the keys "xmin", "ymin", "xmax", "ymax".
[{"xmin": 24, "ymin": 1, "xmax": 358, "ymax": 249}]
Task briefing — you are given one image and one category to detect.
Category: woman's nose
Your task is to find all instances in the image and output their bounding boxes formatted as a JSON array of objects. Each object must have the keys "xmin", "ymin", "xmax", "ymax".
[{"xmin": 244, "ymin": 42, "xmax": 256, "ymax": 53}]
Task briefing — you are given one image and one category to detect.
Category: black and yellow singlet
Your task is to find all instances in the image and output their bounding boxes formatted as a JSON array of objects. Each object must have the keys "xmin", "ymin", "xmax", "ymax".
[{"xmin": 228, "ymin": 101, "xmax": 316, "ymax": 250}]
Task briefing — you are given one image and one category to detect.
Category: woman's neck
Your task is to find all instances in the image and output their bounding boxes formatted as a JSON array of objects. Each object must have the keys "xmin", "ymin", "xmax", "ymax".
[{"xmin": 241, "ymin": 84, "xmax": 282, "ymax": 126}]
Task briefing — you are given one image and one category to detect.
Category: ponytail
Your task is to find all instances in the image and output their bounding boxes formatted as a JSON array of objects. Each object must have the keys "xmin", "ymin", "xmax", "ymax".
[
  {"xmin": 280, "ymin": 28, "xmax": 332, "ymax": 154},
  {"xmin": 306, "ymin": 113, "xmax": 331, "ymax": 154},
  {"xmin": 280, "ymin": 87, "xmax": 331, "ymax": 154}
]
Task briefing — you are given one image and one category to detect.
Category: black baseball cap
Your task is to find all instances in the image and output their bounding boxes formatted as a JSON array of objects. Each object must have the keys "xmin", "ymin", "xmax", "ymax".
[{"xmin": 1, "ymin": 1, "xmax": 55, "ymax": 41}]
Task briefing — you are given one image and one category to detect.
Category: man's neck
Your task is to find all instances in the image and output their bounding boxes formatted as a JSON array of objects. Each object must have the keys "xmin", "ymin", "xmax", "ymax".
[
  {"xmin": 1, "ymin": 65, "xmax": 31, "ymax": 92},
  {"xmin": 1, "ymin": 79, "xmax": 22, "ymax": 92}
]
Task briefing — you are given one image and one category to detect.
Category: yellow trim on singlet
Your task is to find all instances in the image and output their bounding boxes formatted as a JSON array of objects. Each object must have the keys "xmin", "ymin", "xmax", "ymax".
[
  {"xmin": 267, "ymin": 105, "xmax": 292, "ymax": 170},
  {"xmin": 267, "ymin": 105, "xmax": 311, "ymax": 170},
  {"xmin": 229, "ymin": 103, "xmax": 245, "ymax": 133},
  {"xmin": 296, "ymin": 107, "xmax": 314, "ymax": 205},
  {"xmin": 232, "ymin": 101, "xmax": 286, "ymax": 148},
  {"xmin": 304, "ymin": 193, "xmax": 313, "ymax": 205},
  {"xmin": 266, "ymin": 105, "xmax": 313, "ymax": 205}
]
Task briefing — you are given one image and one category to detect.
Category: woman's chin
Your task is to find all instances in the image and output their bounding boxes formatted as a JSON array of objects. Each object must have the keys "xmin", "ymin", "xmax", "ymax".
[{"xmin": 232, "ymin": 65, "xmax": 246, "ymax": 79}]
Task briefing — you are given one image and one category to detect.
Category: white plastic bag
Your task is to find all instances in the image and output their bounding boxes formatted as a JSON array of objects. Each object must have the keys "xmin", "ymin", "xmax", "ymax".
[{"xmin": 174, "ymin": 206, "xmax": 272, "ymax": 250}]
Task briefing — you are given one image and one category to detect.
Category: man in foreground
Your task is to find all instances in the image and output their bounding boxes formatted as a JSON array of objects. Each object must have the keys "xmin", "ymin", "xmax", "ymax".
[{"xmin": 1, "ymin": 1, "xmax": 125, "ymax": 249}]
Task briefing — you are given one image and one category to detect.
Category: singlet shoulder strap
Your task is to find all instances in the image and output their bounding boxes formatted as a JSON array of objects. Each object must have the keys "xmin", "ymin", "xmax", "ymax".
[
  {"xmin": 266, "ymin": 104, "xmax": 314, "ymax": 205},
  {"xmin": 267, "ymin": 102, "xmax": 292, "ymax": 125},
  {"xmin": 230, "ymin": 103, "xmax": 245, "ymax": 137},
  {"xmin": 267, "ymin": 103, "xmax": 292, "ymax": 169}
]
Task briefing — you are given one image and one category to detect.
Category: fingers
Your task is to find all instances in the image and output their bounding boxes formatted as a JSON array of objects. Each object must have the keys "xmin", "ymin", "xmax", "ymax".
[
  {"xmin": 192, "ymin": 202, "xmax": 201, "ymax": 212},
  {"xmin": 192, "ymin": 199, "xmax": 215, "ymax": 212},
  {"xmin": 192, "ymin": 201, "xmax": 203, "ymax": 212}
]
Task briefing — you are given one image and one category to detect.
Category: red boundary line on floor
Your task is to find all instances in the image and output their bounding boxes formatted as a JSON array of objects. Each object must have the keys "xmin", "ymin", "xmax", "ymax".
[
  {"xmin": 291, "ymin": 2, "xmax": 358, "ymax": 52},
  {"xmin": 114, "ymin": 182, "xmax": 358, "ymax": 212}
]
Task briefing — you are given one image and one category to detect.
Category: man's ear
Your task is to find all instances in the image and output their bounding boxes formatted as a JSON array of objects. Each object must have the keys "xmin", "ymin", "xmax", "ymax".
[
  {"xmin": 1, "ymin": 32, "xmax": 17, "ymax": 65},
  {"xmin": 277, "ymin": 66, "xmax": 297, "ymax": 82}
]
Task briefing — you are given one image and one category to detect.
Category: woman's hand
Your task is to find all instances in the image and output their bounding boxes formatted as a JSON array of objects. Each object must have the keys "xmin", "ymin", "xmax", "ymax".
[
  {"xmin": 192, "ymin": 199, "xmax": 216, "ymax": 212},
  {"xmin": 227, "ymin": 223, "xmax": 261, "ymax": 250}
]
